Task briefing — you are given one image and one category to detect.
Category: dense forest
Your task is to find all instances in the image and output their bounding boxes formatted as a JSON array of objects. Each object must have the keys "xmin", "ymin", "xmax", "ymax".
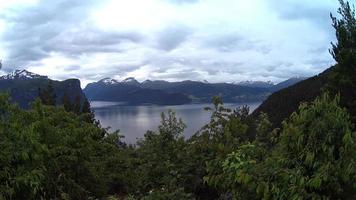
[{"xmin": 1, "ymin": 0, "xmax": 356, "ymax": 199}]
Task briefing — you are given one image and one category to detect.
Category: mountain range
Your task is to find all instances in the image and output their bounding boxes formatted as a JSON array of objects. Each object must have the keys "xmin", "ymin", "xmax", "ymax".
[
  {"xmin": 84, "ymin": 77, "xmax": 307, "ymax": 105},
  {"xmin": 0, "ymin": 69, "xmax": 307, "ymax": 107},
  {"xmin": 0, "ymin": 70, "xmax": 86, "ymax": 108}
]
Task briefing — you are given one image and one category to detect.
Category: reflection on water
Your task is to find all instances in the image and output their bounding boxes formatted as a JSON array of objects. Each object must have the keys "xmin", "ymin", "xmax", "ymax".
[{"xmin": 92, "ymin": 102, "xmax": 262, "ymax": 144}]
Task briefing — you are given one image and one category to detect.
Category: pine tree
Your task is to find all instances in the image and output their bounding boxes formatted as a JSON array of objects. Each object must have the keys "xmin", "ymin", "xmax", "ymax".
[
  {"xmin": 329, "ymin": 0, "xmax": 356, "ymax": 123},
  {"xmin": 39, "ymin": 81, "xmax": 56, "ymax": 106},
  {"xmin": 73, "ymin": 95, "xmax": 82, "ymax": 114},
  {"xmin": 62, "ymin": 93, "xmax": 73, "ymax": 112},
  {"xmin": 82, "ymin": 98, "xmax": 95, "ymax": 123},
  {"xmin": 81, "ymin": 98, "xmax": 91, "ymax": 114}
]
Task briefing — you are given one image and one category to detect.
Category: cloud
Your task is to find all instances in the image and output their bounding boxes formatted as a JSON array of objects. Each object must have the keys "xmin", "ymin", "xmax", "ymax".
[
  {"xmin": 156, "ymin": 25, "xmax": 193, "ymax": 51},
  {"xmin": 166, "ymin": 0, "xmax": 200, "ymax": 5},
  {"xmin": 0, "ymin": 0, "xmax": 148, "ymax": 71},
  {"xmin": 266, "ymin": 0, "xmax": 338, "ymax": 30},
  {"xmin": 204, "ymin": 33, "xmax": 271, "ymax": 54},
  {"xmin": 0, "ymin": 0, "xmax": 340, "ymax": 86}
]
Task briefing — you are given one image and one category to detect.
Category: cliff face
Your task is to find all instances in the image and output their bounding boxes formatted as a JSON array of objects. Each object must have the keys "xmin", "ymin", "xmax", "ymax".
[{"xmin": 0, "ymin": 70, "xmax": 86, "ymax": 108}]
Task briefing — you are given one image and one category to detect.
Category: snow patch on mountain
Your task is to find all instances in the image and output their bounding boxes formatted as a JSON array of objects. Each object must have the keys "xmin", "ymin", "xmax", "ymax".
[
  {"xmin": 0, "ymin": 69, "xmax": 48, "ymax": 80},
  {"xmin": 122, "ymin": 77, "xmax": 140, "ymax": 85},
  {"xmin": 100, "ymin": 78, "xmax": 119, "ymax": 85},
  {"xmin": 235, "ymin": 80, "xmax": 274, "ymax": 88}
]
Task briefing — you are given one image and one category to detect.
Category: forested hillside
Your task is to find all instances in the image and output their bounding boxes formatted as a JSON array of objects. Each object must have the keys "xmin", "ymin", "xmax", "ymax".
[
  {"xmin": 0, "ymin": 70, "xmax": 87, "ymax": 109},
  {"xmin": 253, "ymin": 0, "xmax": 356, "ymax": 127},
  {"xmin": 84, "ymin": 77, "xmax": 305, "ymax": 105},
  {"xmin": 253, "ymin": 68, "xmax": 331, "ymax": 127}
]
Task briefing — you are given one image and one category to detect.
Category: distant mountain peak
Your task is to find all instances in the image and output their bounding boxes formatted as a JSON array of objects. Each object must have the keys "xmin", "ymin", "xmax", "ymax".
[
  {"xmin": 142, "ymin": 79, "xmax": 152, "ymax": 84},
  {"xmin": 0, "ymin": 69, "xmax": 48, "ymax": 80},
  {"xmin": 122, "ymin": 77, "xmax": 140, "ymax": 85},
  {"xmin": 99, "ymin": 78, "xmax": 119, "ymax": 85},
  {"xmin": 123, "ymin": 77, "xmax": 137, "ymax": 82},
  {"xmin": 235, "ymin": 80, "xmax": 274, "ymax": 88}
]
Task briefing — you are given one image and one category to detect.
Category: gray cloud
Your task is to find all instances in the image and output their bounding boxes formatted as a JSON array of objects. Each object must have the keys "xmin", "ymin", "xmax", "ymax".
[
  {"xmin": 63, "ymin": 65, "xmax": 81, "ymax": 71},
  {"xmin": 156, "ymin": 25, "xmax": 193, "ymax": 51},
  {"xmin": 267, "ymin": 0, "xmax": 338, "ymax": 31},
  {"xmin": 205, "ymin": 33, "xmax": 271, "ymax": 54},
  {"xmin": 0, "ymin": 0, "xmax": 340, "ymax": 85},
  {"xmin": 166, "ymin": 0, "xmax": 200, "ymax": 5},
  {"xmin": 1, "ymin": 0, "xmax": 146, "ymax": 70},
  {"xmin": 41, "ymin": 29, "xmax": 144, "ymax": 57},
  {"xmin": 151, "ymin": 68, "xmax": 203, "ymax": 80}
]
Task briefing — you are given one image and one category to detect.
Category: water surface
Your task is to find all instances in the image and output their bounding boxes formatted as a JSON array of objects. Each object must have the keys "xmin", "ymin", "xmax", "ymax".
[{"xmin": 92, "ymin": 102, "xmax": 261, "ymax": 144}]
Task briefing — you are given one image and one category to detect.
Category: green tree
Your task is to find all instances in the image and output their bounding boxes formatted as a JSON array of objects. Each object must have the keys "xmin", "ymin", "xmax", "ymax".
[
  {"xmin": 0, "ymin": 94, "xmax": 46, "ymax": 199},
  {"xmin": 132, "ymin": 110, "xmax": 193, "ymax": 199},
  {"xmin": 73, "ymin": 95, "xmax": 82, "ymax": 114},
  {"xmin": 189, "ymin": 96, "xmax": 254, "ymax": 199},
  {"xmin": 62, "ymin": 92, "xmax": 73, "ymax": 112},
  {"xmin": 81, "ymin": 98, "xmax": 96, "ymax": 123},
  {"xmin": 329, "ymin": 0, "xmax": 356, "ymax": 122},
  {"xmin": 270, "ymin": 94, "xmax": 355, "ymax": 199},
  {"xmin": 39, "ymin": 80, "xmax": 56, "ymax": 106},
  {"xmin": 0, "ymin": 94, "xmax": 131, "ymax": 199},
  {"xmin": 204, "ymin": 110, "xmax": 275, "ymax": 199},
  {"xmin": 222, "ymin": 94, "xmax": 355, "ymax": 199}
]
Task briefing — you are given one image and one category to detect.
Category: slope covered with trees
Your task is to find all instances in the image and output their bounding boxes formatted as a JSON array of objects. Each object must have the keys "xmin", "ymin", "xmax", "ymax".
[
  {"xmin": 254, "ymin": 0, "xmax": 356, "ymax": 127},
  {"xmin": 0, "ymin": 70, "xmax": 87, "ymax": 109},
  {"xmin": 253, "ymin": 68, "xmax": 331, "ymax": 127}
]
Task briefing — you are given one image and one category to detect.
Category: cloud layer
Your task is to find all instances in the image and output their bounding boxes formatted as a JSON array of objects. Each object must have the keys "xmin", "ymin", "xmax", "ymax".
[{"xmin": 0, "ymin": 0, "xmax": 339, "ymax": 86}]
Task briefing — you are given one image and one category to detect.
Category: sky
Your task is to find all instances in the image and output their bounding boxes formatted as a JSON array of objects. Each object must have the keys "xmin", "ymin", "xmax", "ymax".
[{"xmin": 0, "ymin": 0, "xmax": 340, "ymax": 87}]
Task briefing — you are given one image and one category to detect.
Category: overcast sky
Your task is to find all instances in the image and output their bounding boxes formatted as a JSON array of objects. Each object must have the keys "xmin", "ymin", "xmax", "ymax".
[{"xmin": 0, "ymin": 0, "xmax": 340, "ymax": 86}]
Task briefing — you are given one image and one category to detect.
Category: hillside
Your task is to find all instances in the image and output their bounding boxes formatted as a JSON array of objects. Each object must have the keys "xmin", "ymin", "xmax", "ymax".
[
  {"xmin": 0, "ymin": 70, "xmax": 86, "ymax": 108},
  {"xmin": 252, "ymin": 68, "xmax": 332, "ymax": 127},
  {"xmin": 84, "ymin": 78, "xmax": 304, "ymax": 105},
  {"xmin": 84, "ymin": 78, "xmax": 191, "ymax": 105}
]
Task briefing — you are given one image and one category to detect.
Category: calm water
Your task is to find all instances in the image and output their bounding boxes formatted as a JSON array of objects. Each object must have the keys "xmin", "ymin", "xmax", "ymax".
[{"xmin": 92, "ymin": 102, "xmax": 262, "ymax": 144}]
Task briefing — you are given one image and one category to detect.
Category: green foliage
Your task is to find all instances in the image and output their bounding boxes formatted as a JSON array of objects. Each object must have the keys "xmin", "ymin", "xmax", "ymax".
[
  {"xmin": 0, "ymin": 94, "xmax": 131, "ymax": 199},
  {"xmin": 192, "ymin": 97, "xmax": 254, "ymax": 198},
  {"xmin": 0, "ymin": 95, "xmax": 47, "ymax": 199},
  {"xmin": 38, "ymin": 80, "xmax": 56, "ymax": 106},
  {"xmin": 270, "ymin": 93, "xmax": 356, "ymax": 199},
  {"xmin": 2, "ymin": 2, "xmax": 356, "ymax": 197},
  {"xmin": 129, "ymin": 97, "xmax": 257, "ymax": 199},
  {"xmin": 328, "ymin": 0, "xmax": 356, "ymax": 123},
  {"xmin": 132, "ymin": 110, "xmax": 193, "ymax": 198},
  {"xmin": 219, "ymin": 94, "xmax": 356, "ymax": 199},
  {"xmin": 204, "ymin": 109, "xmax": 275, "ymax": 199},
  {"xmin": 62, "ymin": 92, "xmax": 95, "ymax": 123},
  {"xmin": 1, "ymin": 90, "xmax": 355, "ymax": 199}
]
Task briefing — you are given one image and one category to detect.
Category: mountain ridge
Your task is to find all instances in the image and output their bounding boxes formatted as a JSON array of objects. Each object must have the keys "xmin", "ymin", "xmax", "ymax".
[
  {"xmin": 253, "ymin": 69, "xmax": 331, "ymax": 127},
  {"xmin": 84, "ymin": 77, "xmax": 306, "ymax": 105},
  {"xmin": 0, "ymin": 69, "xmax": 87, "ymax": 108}
]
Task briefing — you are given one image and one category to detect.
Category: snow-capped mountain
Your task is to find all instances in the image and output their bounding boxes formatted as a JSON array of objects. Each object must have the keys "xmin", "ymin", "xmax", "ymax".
[
  {"xmin": 0, "ymin": 69, "xmax": 48, "ymax": 80},
  {"xmin": 98, "ymin": 77, "xmax": 140, "ymax": 85},
  {"xmin": 235, "ymin": 80, "xmax": 274, "ymax": 88},
  {"xmin": 122, "ymin": 77, "xmax": 140, "ymax": 85},
  {"xmin": 0, "ymin": 69, "xmax": 86, "ymax": 109},
  {"xmin": 142, "ymin": 79, "xmax": 152, "ymax": 84},
  {"xmin": 99, "ymin": 78, "xmax": 119, "ymax": 85}
]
